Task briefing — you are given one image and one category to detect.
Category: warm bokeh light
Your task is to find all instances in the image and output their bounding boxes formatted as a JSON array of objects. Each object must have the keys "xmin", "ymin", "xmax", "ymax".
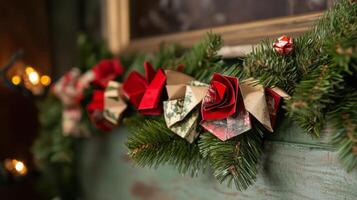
[
  {"xmin": 28, "ymin": 71, "xmax": 40, "ymax": 85},
  {"xmin": 4, "ymin": 159, "xmax": 28, "ymax": 176},
  {"xmin": 25, "ymin": 66, "xmax": 35, "ymax": 75},
  {"xmin": 15, "ymin": 161, "xmax": 25, "ymax": 172},
  {"xmin": 11, "ymin": 75, "xmax": 21, "ymax": 85},
  {"xmin": 40, "ymin": 75, "xmax": 51, "ymax": 86}
]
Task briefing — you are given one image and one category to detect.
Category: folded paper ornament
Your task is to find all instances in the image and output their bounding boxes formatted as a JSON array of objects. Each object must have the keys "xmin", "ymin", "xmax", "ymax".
[
  {"xmin": 52, "ymin": 68, "xmax": 84, "ymax": 106},
  {"xmin": 200, "ymin": 73, "xmax": 252, "ymax": 141},
  {"xmin": 265, "ymin": 87, "xmax": 290, "ymax": 127},
  {"xmin": 103, "ymin": 81, "xmax": 127, "ymax": 125},
  {"xmin": 240, "ymin": 79, "xmax": 273, "ymax": 132},
  {"xmin": 92, "ymin": 59, "xmax": 124, "ymax": 88},
  {"xmin": 52, "ymin": 68, "xmax": 89, "ymax": 136},
  {"xmin": 123, "ymin": 61, "xmax": 166, "ymax": 115},
  {"xmin": 62, "ymin": 107, "xmax": 89, "ymax": 137},
  {"xmin": 240, "ymin": 79, "xmax": 290, "ymax": 132},
  {"xmin": 163, "ymin": 70, "xmax": 208, "ymax": 143},
  {"xmin": 87, "ymin": 90, "xmax": 115, "ymax": 132}
]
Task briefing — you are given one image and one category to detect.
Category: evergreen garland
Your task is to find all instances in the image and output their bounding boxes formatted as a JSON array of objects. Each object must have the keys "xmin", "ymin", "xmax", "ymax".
[
  {"xmin": 33, "ymin": 0, "xmax": 357, "ymax": 196},
  {"xmin": 126, "ymin": 0, "xmax": 357, "ymax": 190}
]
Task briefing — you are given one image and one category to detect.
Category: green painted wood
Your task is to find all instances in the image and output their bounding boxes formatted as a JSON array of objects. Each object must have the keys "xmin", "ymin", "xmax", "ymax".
[{"xmin": 78, "ymin": 123, "xmax": 357, "ymax": 200}]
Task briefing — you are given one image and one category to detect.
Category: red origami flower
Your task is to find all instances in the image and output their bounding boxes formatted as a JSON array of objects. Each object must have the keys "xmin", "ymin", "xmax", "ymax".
[
  {"xmin": 123, "ymin": 61, "xmax": 166, "ymax": 115},
  {"xmin": 200, "ymin": 73, "xmax": 252, "ymax": 141},
  {"xmin": 86, "ymin": 90, "xmax": 115, "ymax": 132},
  {"xmin": 201, "ymin": 73, "xmax": 239, "ymax": 120},
  {"xmin": 92, "ymin": 59, "xmax": 124, "ymax": 88}
]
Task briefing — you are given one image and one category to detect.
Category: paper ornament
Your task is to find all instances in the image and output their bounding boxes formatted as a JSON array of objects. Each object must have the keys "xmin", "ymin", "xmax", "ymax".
[
  {"xmin": 103, "ymin": 81, "xmax": 127, "ymax": 124},
  {"xmin": 163, "ymin": 70, "xmax": 208, "ymax": 143},
  {"xmin": 123, "ymin": 61, "xmax": 166, "ymax": 115},
  {"xmin": 52, "ymin": 68, "xmax": 89, "ymax": 136},
  {"xmin": 92, "ymin": 59, "xmax": 124, "ymax": 88},
  {"xmin": 201, "ymin": 73, "xmax": 252, "ymax": 141},
  {"xmin": 87, "ymin": 90, "xmax": 115, "ymax": 132}
]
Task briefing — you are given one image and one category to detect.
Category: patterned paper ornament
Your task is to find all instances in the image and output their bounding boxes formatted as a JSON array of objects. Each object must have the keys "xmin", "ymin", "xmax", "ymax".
[
  {"xmin": 200, "ymin": 73, "xmax": 252, "ymax": 141},
  {"xmin": 103, "ymin": 81, "xmax": 127, "ymax": 125},
  {"xmin": 163, "ymin": 70, "xmax": 208, "ymax": 143},
  {"xmin": 273, "ymin": 35, "xmax": 294, "ymax": 55},
  {"xmin": 87, "ymin": 90, "xmax": 115, "ymax": 132},
  {"xmin": 239, "ymin": 79, "xmax": 290, "ymax": 132},
  {"xmin": 52, "ymin": 68, "xmax": 90, "ymax": 136}
]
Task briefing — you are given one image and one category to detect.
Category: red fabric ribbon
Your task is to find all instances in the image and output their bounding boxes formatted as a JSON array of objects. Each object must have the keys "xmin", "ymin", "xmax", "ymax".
[
  {"xmin": 86, "ymin": 90, "xmax": 114, "ymax": 132},
  {"xmin": 92, "ymin": 59, "xmax": 124, "ymax": 88},
  {"xmin": 123, "ymin": 61, "xmax": 167, "ymax": 115}
]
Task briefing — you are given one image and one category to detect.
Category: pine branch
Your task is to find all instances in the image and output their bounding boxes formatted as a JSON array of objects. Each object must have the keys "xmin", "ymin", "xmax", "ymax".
[
  {"xmin": 285, "ymin": 63, "xmax": 345, "ymax": 136},
  {"xmin": 198, "ymin": 124, "xmax": 264, "ymax": 191},
  {"xmin": 181, "ymin": 32, "xmax": 225, "ymax": 83},
  {"xmin": 286, "ymin": 31, "xmax": 357, "ymax": 136},
  {"xmin": 328, "ymin": 91, "xmax": 357, "ymax": 172},
  {"xmin": 242, "ymin": 0, "xmax": 357, "ymax": 136},
  {"xmin": 125, "ymin": 117, "xmax": 204, "ymax": 176}
]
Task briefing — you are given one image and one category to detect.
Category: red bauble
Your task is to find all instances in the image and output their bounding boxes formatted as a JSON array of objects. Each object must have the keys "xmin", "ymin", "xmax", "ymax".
[{"xmin": 273, "ymin": 35, "xmax": 293, "ymax": 55}]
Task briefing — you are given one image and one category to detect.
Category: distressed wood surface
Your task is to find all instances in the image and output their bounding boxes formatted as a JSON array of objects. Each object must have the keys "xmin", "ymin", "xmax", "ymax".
[{"xmin": 78, "ymin": 120, "xmax": 357, "ymax": 200}]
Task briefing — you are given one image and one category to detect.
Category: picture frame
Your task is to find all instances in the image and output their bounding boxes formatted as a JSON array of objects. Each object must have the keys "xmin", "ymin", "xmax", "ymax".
[{"xmin": 103, "ymin": 0, "xmax": 327, "ymax": 57}]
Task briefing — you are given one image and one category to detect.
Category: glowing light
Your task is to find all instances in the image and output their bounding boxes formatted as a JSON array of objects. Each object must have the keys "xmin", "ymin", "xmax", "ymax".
[
  {"xmin": 15, "ymin": 161, "xmax": 24, "ymax": 172},
  {"xmin": 40, "ymin": 75, "xmax": 51, "ymax": 86},
  {"xmin": 11, "ymin": 75, "xmax": 21, "ymax": 85},
  {"xmin": 28, "ymin": 71, "xmax": 40, "ymax": 85},
  {"xmin": 4, "ymin": 159, "xmax": 28, "ymax": 176},
  {"xmin": 25, "ymin": 66, "xmax": 35, "ymax": 75}
]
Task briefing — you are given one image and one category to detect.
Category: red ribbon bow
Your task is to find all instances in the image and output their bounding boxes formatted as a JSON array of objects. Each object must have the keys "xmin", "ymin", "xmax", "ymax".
[{"xmin": 123, "ymin": 61, "xmax": 167, "ymax": 115}]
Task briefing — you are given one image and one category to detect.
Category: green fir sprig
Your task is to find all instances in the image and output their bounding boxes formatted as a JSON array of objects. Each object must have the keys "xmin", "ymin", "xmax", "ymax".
[
  {"xmin": 125, "ymin": 117, "xmax": 204, "ymax": 176},
  {"xmin": 328, "ymin": 91, "xmax": 357, "ymax": 172},
  {"xmin": 199, "ymin": 123, "xmax": 264, "ymax": 191}
]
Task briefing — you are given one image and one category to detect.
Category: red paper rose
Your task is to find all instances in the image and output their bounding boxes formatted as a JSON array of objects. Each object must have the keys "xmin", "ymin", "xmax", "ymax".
[
  {"xmin": 200, "ymin": 73, "xmax": 252, "ymax": 141},
  {"xmin": 201, "ymin": 73, "xmax": 239, "ymax": 120},
  {"xmin": 92, "ymin": 59, "xmax": 124, "ymax": 88},
  {"xmin": 86, "ymin": 90, "xmax": 115, "ymax": 132},
  {"xmin": 123, "ymin": 61, "xmax": 166, "ymax": 115}
]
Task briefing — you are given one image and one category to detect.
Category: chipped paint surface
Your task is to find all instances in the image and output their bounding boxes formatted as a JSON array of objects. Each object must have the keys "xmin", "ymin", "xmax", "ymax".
[{"xmin": 78, "ymin": 121, "xmax": 357, "ymax": 200}]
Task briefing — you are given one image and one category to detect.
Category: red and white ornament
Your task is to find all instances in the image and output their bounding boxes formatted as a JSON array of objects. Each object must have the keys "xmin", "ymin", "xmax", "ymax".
[{"xmin": 273, "ymin": 35, "xmax": 293, "ymax": 55}]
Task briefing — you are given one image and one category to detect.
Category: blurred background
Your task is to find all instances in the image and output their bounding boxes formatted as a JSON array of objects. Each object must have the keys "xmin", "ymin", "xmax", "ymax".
[{"xmin": 0, "ymin": 0, "xmax": 330, "ymax": 199}]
